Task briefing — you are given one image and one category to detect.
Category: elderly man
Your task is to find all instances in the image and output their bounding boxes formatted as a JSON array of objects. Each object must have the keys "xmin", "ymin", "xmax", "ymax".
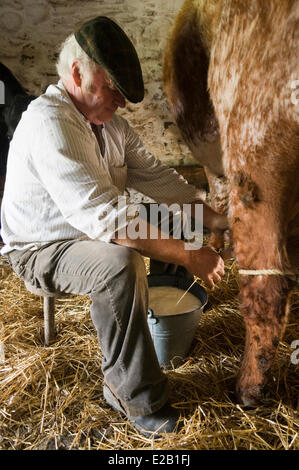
[{"xmin": 1, "ymin": 17, "xmax": 227, "ymax": 437}]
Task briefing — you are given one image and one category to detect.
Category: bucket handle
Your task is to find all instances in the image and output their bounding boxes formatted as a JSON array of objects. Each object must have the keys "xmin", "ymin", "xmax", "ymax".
[{"xmin": 147, "ymin": 308, "xmax": 159, "ymax": 324}]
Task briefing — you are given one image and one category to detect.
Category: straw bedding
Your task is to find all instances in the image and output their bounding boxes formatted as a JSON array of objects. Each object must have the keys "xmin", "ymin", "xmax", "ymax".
[{"xmin": 0, "ymin": 252, "xmax": 298, "ymax": 450}]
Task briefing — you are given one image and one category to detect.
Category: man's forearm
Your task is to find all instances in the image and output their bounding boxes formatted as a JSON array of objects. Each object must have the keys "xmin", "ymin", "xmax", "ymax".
[
  {"xmin": 191, "ymin": 199, "xmax": 228, "ymax": 232},
  {"xmin": 112, "ymin": 219, "xmax": 187, "ymax": 267},
  {"xmin": 111, "ymin": 216, "xmax": 225, "ymax": 289}
]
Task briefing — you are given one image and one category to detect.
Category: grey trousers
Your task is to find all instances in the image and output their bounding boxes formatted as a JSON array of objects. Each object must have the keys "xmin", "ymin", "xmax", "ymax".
[
  {"xmin": 7, "ymin": 204, "xmax": 196, "ymax": 416},
  {"xmin": 8, "ymin": 239, "xmax": 169, "ymax": 417}
]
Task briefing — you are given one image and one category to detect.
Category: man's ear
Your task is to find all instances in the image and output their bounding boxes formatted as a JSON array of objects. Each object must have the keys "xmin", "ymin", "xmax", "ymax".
[{"xmin": 71, "ymin": 61, "xmax": 82, "ymax": 87}]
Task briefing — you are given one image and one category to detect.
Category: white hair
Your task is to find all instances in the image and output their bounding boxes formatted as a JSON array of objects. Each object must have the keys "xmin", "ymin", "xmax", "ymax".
[{"xmin": 56, "ymin": 33, "xmax": 100, "ymax": 86}]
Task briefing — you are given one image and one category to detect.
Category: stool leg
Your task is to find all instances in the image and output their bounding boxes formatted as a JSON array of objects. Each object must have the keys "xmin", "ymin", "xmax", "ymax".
[{"xmin": 43, "ymin": 297, "xmax": 56, "ymax": 346}]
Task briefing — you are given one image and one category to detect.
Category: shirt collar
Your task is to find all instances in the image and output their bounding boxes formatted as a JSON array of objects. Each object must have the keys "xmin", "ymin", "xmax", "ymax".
[{"xmin": 56, "ymin": 80, "xmax": 106, "ymax": 131}]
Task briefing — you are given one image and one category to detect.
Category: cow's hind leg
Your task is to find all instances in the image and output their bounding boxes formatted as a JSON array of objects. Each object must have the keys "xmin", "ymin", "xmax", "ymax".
[{"xmin": 227, "ymin": 126, "xmax": 298, "ymax": 406}]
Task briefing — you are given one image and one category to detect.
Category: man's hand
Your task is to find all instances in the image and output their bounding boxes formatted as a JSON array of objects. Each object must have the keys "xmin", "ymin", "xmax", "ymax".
[
  {"xmin": 113, "ymin": 216, "xmax": 226, "ymax": 289},
  {"xmin": 185, "ymin": 245, "xmax": 225, "ymax": 289},
  {"xmin": 194, "ymin": 201, "xmax": 234, "ymax": 255},
  {"xmin": 191, "ymin": 199, "xmax": 229, "ymax": 248}
]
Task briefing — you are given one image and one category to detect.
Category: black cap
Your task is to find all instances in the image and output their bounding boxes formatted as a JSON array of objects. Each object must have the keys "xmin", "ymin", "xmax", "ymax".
[{"xmin": 74, "ymin": 16, "xmax": 144, "ymax": 103}]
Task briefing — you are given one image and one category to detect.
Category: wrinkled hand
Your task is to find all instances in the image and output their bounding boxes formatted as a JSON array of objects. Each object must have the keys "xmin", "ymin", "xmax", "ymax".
[{"xmin": 185, "ymin": 245, "xmax": 225, "ymax": 289}]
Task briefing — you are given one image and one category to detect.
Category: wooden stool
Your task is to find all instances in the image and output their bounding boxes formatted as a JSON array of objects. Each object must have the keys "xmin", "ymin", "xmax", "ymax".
[{"xmin": 24, "ymin": 281, "xmax": 58, "ymax": 346}]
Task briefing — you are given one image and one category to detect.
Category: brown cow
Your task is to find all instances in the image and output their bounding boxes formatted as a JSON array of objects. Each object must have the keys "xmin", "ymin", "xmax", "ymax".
[{"xmin": 163, "ymin": 0, "xmax": 299, "ymax": 406}]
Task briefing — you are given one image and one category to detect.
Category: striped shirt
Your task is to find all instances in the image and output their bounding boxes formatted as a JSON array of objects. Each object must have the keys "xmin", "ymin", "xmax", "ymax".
[{"xmin": 0, "ymin": 80, "xmax": 202, "ymax": 255}]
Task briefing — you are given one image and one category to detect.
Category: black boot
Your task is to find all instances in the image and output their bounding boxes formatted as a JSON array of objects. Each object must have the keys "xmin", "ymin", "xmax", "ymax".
[{"xmin": 104, "ymin": 386, "xmax": 182, "ymax": 438}]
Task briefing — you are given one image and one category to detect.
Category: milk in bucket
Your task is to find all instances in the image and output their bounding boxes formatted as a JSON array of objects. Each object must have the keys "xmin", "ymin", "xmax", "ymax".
[
  {"xmin": 148, "ymin": 286, "xmax": 202, "ymax": 316},
  {"xmin": 147, "ymin": 276, "xmax": 208, "ymax": 369}
]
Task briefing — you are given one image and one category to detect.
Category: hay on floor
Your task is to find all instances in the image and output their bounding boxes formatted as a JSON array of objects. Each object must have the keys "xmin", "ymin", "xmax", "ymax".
[{"xmin": 0, "ymin": 254, "xmax": 298, "ymax": 450}]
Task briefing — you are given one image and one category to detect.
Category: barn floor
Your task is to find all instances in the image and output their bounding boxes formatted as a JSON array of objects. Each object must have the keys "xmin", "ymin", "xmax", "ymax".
[{"xmin": 0, "ymin": 252, "xmax": 298, "ymax": 450}]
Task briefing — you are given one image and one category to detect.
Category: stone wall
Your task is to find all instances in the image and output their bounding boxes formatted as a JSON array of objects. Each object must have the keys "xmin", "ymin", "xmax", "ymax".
[{"xmin": 0, "ymin": 0, "xmax": 199, "ymax": 167}]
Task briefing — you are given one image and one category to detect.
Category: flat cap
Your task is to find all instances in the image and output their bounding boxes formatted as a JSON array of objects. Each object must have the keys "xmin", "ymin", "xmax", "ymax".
[{"xmin": 74, "ymin": 16, "xmax": 144, "ymax": 103}]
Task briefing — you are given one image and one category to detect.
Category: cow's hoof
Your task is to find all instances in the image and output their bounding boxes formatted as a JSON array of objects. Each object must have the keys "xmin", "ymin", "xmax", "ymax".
[{"xmin": 236, "ymin": 384, "xmax": 264, "ymax": 408}]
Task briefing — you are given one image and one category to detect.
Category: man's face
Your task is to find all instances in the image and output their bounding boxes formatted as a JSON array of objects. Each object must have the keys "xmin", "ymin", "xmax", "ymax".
[{"xmin": 79, "ymin": 67, "xmax": 126, "ymax": 124}]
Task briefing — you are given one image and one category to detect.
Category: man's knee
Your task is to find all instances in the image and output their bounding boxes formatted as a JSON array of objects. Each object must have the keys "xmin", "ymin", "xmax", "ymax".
[
  {"xmin": 88, "ymin": 243, "xmax": 146, "ymax": 291},
  {"xmin": 115, "ymin": 246, "xmax": 147, "ymax": 282},
  {"xmin": 90, "ymin": 246, "xmax": 148, "ymax": 333}
]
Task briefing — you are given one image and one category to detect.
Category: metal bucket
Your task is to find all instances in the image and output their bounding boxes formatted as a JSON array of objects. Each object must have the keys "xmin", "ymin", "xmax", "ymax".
[{"xmin": 147, "ymin": 275, "xmax": 208, "ymax": 369}]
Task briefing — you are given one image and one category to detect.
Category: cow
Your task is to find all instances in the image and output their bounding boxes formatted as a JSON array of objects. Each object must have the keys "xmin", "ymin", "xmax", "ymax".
[{"xmin": 163, "ymin": 0, "xmax": 299, "ymax": 406}]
